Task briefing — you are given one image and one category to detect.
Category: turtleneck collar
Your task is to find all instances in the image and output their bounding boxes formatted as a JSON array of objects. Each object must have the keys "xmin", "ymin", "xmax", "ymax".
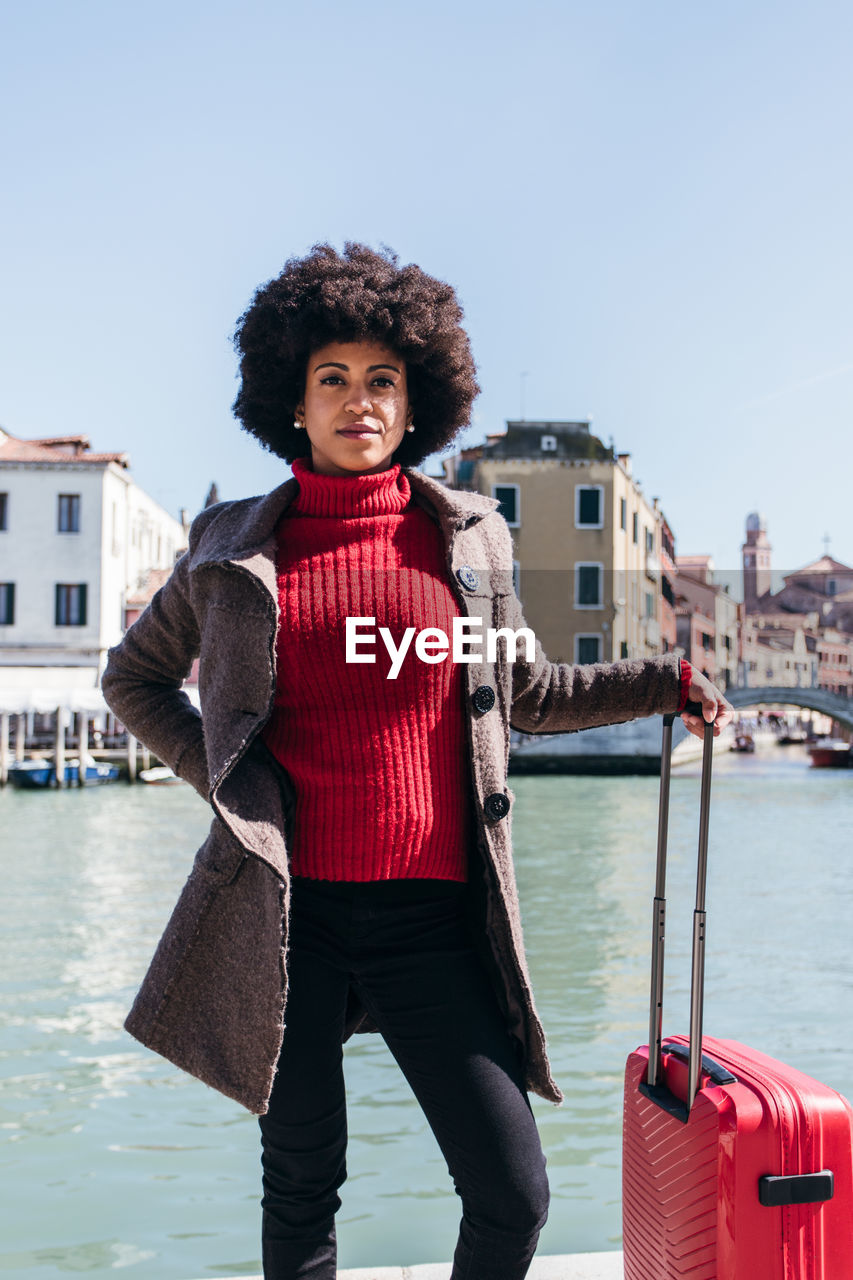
[{"xmin": 289, "ymin": 456, "xmax": 411, "ymax": 518}]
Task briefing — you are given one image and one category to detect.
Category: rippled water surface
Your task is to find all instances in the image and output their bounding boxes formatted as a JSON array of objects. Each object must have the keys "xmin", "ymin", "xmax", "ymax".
[{"xmin": 1, "ymin": 744, "xmax": 851, "ymax": 1276}]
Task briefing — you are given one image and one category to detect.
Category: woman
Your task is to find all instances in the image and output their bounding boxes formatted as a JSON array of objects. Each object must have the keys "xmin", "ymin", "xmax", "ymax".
[{"xmin": 102, "ymin": 242, "xmax": 732, "ymax": 1279}]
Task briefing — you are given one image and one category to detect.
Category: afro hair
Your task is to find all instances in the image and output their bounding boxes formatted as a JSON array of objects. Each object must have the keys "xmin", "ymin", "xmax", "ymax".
[{"xmin": 232, "ymin": 242, "xmax": 480, "ymax": 466}]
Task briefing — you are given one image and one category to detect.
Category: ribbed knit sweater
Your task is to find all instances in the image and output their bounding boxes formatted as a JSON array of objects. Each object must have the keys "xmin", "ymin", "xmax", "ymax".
[{"xmin": 262, "ymin": 457, "xmax": 470, "ymax": 882}]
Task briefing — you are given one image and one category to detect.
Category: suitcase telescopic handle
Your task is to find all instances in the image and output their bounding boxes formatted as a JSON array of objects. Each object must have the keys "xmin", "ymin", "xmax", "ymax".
[{"xmin": 645, "ymin": 702, "xmax": 715, "ymax": 1116}]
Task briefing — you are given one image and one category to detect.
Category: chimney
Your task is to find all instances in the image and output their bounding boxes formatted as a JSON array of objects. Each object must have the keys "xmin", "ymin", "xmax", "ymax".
[{"xmin": 617, "ymin": 452, "xmax": 632, "ymax": 475}]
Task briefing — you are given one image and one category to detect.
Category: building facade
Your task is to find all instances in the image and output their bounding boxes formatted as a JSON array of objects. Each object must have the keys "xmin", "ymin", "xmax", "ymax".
[
  {"xmin": 815, "ymin": 628, "xmax": 853, "ymax": 697},
  {"xmin": 443, "ymin": 421, "xmax": 667, "ymax": 664},
  {"xmin": 739, "ymin": 515, "xmax": 853, "ymax": 698},
  {"xmin": 739, "ymin": 618, "xmax": 818, "ymax": 689},
  {"xmin": 674, "ymin": 555, "xmax": 739, "ymax": 689},
  {"xmin": 0, "ymin": 430, "xmax": 187, "ymax": 689},
  {"xmin": 659, "ymin": 514, "xmax": 678, "ymax": 655}
]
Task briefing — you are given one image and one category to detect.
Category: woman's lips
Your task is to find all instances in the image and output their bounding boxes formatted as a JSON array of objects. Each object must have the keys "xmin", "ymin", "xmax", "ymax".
[{"xmin": 338, "ymin": 427, "xmax": 379, "ymax": 439}]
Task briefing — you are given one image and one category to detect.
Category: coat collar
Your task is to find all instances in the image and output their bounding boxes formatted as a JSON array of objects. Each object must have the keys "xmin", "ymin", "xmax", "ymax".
[
  {"xmin": 406, "ymin": 469, "xmax": 499, "ymax": 533},
  {"xmin": 188, "ymin": 469, "xmax": 500, "ymax": 581}
]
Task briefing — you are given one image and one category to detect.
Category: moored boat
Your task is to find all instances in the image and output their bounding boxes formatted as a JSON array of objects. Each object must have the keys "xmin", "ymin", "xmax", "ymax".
[
  {"xmin": 138, "ymin": 765, "xmax": 183, "ymax": 785},
  {"xmin": 807, "ymin": 739, "xmax": 852, "ymax": 769},
  {"xmin": 508, "ymin": 717, "xmax": 732, "ymax": 774},
  {"xmin": 8, "ymin": 759, "xmax": 121, "ymax": 788}
]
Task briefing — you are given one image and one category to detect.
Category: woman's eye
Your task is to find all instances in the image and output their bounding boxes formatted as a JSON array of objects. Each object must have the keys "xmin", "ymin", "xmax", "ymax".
[
  {"xmin": 372, "ymin": 376, "xmax": 394, "ymax": 388},
  {"xmin": 319, "ymin": 375, "xmax": 344, "ymax": 385}
]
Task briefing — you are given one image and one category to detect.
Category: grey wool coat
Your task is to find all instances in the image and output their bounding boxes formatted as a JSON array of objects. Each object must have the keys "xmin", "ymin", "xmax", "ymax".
[{"xmin": 101, "ymin": 468, "xmax": 683, "ymax": 1115}]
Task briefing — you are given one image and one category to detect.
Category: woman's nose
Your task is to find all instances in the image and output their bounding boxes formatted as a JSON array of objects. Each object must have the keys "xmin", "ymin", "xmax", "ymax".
[{"xmin": 345, "ymin": 383, "xmax": 373, "ymax": 412}]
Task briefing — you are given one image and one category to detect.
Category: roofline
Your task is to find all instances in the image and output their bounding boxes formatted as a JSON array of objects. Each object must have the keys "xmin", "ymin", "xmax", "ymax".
[{"xmin": 0, "ymin": 457, "xmax": 129, "ymax": 471}]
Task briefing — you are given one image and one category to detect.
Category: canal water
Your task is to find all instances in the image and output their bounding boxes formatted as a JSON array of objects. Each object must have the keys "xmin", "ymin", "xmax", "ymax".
[{"xmin": 1, "ymin": 743, "xmax": 851, "ymax": 1277}]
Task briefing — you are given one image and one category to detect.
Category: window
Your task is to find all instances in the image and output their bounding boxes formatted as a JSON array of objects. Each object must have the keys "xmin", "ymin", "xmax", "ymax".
[
  {"xmin": 645, "ymin": 527, "xmax": 654, "ymax": 554},
  {"xmin": 645, "ymin": 591, "xmax": 655, "ymax": 619},
  {"xmin": 575, "ymin": 634, "xmax": 602, "ymax": 663},
  {"xmin": 55, "ymin": 583, "xmax": 87, "ymax": 626},
  {"xmin": 632, "ymin": 512, "xmax": 638, "ymax": 544},
  {"xmin": 575, "ymin": 563, "xmax": 603, "ymax": 608},
  {"xmin": 575, "ymin": 485, "xmax": 603, "ymax": 528},
  {"xmin": 492, "ymin": 484, "xmax": 520, "ymax": 527},
  {"xmin": 662, "ymin": 576, "xmax": 674, "ymax": 606},
  {"xmin": 58, "ymin": 494, "xmax": 81, "ymax": 533},
  {"xmin": 702, "ymin": 632, "xmax": 713, "ymax": 651},
  {"xmin": 620, "ymin": 641, "xmax": 629, "ymax": 659},
  {"xmin": 0, "ymin": 583, "xmax": 14, "ymax": 625},
  {"xmin": 620, "ymin": 497, "xmax": 627, "ymax": 531},
  {"xmin": 0, "ymin": 493, "xmax": 7, "ymax": 531},
  {"xmin": 828, "ymin": 579, "xmax": 837, "ymax": 596}
]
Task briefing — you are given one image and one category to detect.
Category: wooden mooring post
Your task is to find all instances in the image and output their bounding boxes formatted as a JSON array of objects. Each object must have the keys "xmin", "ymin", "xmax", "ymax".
[
  {"xmin": 127, "ymin": 733, "xmax": 138, "ymax": 782},
  {"xmin": 0, "ymin": 713, "xmax": 9, "ymax": 786},
  {"xmin": 78, "ymin": 713, "xmax": 89, "ymax": 787},
  {"xmin": 14, "ymin": 713, "xmax": 25, "ymax": 762},
  {"xmin": 54, "ymin": 705, "xmax": 67, "ymax": 788}
]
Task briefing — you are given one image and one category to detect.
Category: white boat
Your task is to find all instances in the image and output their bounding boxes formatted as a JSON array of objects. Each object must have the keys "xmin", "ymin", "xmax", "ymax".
[
  {"xmin": 509, "ymin": 716, "xmax": 718, "ymax": 775},
  {"xmin": 138, "ymin": 765, "xmax": 184, "ymax": 785}
]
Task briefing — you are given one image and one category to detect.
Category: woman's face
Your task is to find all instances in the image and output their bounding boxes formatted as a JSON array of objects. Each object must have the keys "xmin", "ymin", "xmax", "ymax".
[{"xmin": 297, "ymin": 339, "xmax": 412, "ymax": 476}]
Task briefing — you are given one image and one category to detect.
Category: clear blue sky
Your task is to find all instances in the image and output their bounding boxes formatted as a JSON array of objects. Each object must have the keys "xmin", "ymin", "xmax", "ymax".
[{"xmin": 2, "ymin": 0, "xmax": 851, "ymax": 581}]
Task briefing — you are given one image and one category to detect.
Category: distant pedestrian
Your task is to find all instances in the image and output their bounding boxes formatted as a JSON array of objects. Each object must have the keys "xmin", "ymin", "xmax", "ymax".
[{"xmin": 102, "ymin": 242, "xmax": 732, "ymax": 1279}]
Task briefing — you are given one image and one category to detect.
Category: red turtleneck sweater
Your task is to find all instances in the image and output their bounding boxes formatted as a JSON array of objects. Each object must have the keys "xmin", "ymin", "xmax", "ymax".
[{"xmin": 262, "ymin": 458, "xmax": 470, "ymax": 882}]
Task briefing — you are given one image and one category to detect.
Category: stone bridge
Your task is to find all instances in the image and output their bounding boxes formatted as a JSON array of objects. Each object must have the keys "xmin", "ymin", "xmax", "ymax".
[{"xmin": 726, "ymin": 685, "xmax": 853, "ymax": 731}]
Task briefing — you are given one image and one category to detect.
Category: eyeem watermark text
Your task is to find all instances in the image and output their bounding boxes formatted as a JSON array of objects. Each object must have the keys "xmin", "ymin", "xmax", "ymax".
[{"xmin": 345, "ymin": 617, "xmax": 536, "ymax": 680}]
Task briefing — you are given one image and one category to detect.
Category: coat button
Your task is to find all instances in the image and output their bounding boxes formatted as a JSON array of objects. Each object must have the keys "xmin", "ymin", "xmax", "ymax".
[
  {"xmin": 456, "ymin": 565, "xmax": 480, "ymax": 591},
  {"xmin": 483, "ymin": 791, "xmax": 510, "ymax": 821},
  {"xmin": 472, "ymin": 685, "xmax": 496, "ymax": 713}
]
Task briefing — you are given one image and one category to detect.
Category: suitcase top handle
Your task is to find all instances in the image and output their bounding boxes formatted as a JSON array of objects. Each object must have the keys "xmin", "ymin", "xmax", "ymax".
[{"xmin": 645, "ymin": 706, "xmax": 715, "ymax": 1118}]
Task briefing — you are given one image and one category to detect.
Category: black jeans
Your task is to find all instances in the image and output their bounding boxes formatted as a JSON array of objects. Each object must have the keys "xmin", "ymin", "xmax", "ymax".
[{"xmin": 258, "ymin": 876, "xmax": 549, "ymax": 1280}]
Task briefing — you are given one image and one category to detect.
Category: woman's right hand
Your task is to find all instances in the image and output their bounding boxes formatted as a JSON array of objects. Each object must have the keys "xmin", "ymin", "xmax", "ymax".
[{"xmin": 681, "ymin": 670, "xmax": 734, "ymax": 739}]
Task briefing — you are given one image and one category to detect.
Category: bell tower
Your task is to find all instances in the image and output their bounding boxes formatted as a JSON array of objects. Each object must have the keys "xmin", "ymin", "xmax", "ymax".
[{"xmin": 742, "ymin": 512, "xmax": 772, "ymax": 611}]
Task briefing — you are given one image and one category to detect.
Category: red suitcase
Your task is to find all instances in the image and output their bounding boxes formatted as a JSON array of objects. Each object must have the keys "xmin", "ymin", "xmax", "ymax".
[{"xmin": 622, "ymin": 713, "xmax": 853, "ymax": 1279}]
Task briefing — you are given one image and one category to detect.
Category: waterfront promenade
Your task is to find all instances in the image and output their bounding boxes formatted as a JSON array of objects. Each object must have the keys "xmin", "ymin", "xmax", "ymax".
[{"xmin": 209, "ymin": 1254, "xmax": 623, "ymax": 1280}]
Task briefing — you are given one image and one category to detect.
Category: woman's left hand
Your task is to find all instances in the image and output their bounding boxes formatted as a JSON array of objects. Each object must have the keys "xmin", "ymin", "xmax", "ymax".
[{"xmin": 682, "ymin": 670, "xmax": 735, "ymax": 739}]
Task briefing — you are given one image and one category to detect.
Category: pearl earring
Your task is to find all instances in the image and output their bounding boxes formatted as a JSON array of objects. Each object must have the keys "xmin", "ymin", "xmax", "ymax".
[
  {"xmin": 406, "ymin": 422, "xmax": 415, "ymax": 433},
  {"xmin": 293, "ymin": 420, "xmax": 304, "ymax": 429}
]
